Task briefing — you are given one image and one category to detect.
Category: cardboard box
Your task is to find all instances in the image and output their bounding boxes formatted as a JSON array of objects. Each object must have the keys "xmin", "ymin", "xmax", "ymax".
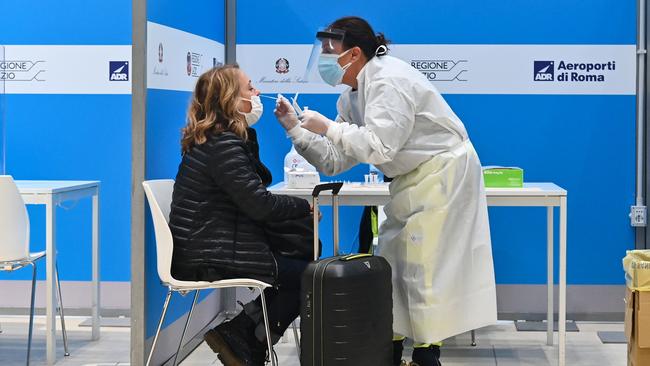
[
  {"xmin": 625, "ymin": 287, "xmax": 650, "ymax": 366},
  {"xmin": 482, "ymin": 166, "xmax": 524, "ymax": 188},
  {"xmin": 624, "ymin": 250, "xmax": 650, "ymax": 291},
  {"xmin": 286, "ymin": 171, "xmax": 320, "ymax": 189}
]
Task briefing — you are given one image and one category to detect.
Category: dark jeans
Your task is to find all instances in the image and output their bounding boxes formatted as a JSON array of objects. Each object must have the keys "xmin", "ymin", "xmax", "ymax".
[{"xmin": 244, "ymin": 254, "xmax": 309, "ymax": 343}]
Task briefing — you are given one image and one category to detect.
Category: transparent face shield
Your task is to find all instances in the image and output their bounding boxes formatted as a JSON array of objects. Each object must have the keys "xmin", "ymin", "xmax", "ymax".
[
  {"xmin": 303, "ymin": 28, "xmax": 346, "ymax": 82},
  {"xmin": 0, "ymin": 45, "xmax": 5, "ymax": 174}
]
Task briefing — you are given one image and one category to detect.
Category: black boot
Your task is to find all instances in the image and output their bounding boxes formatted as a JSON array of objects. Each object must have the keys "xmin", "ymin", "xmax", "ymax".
[
  {"xmin": 411, "ymin": 344, "xmax": 441, "ymax": 366},
  {"xmin": 249, "ymin": 321, "xmax": 283, "ymax": 366},
  {"xmin": 393, "ymin": 338, "xmax": 405, "ymax": 366},
  {"xmin": 203, "ymin": 311, "xmax": 256, "ymax": 366},
  {"xmin": 250, "ymin": 336, "xmax": 271, "ymax": 366}
]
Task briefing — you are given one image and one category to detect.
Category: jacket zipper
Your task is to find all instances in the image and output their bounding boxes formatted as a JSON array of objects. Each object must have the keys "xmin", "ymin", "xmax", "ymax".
[
  {"xmin": 271, "ymin": 252, "xmax": 279, "ymax": 283},
  {"xmin": 232, "ymin": 212, "xmax": 238, "ymax": 269}
]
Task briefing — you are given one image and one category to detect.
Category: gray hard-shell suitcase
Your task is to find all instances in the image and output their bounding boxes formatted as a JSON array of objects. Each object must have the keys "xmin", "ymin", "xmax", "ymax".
[{"xmin": 300, "ymin": 183, "xmax": 393, "ymax": 366}]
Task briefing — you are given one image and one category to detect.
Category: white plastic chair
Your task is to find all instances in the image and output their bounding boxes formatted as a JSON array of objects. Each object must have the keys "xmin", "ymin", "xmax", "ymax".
[
  {"xmin": 143, "ymin": 180, "xmax": 277, "ymax": 366},
  {"xmin": 0, "ymin": 175, "xmax": 69, "ymax": 364}
]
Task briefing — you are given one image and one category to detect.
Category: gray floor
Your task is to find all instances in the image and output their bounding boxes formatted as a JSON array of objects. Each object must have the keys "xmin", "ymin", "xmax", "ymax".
[
  {"xmin": 182, "ymin": 321, "xmax": 627, "ymax": 366},
  {"xmin": 0, "ymin": 315, "xmax": 129, "ymax": 365},
  {"xmin": 0, "ymin": 316, "xmax": 627, "ymax": 365}
]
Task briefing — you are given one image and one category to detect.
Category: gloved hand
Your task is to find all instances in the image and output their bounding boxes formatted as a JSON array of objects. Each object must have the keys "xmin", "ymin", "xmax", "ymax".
[
  {"xmin": 273, "ymin": 96, "xmax": 300, "ymax": 130},
  {"xmin": 300, "ymin": 110, "xmax": 334, "ymax": 136}
]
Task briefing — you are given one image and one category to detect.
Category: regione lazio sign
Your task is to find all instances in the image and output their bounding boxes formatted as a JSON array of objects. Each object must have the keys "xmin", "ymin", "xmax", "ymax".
[
  {"xmin": 237, "ymin": 44, "xmax": 635, "ymax": 95},
  {"xmin": 1, "ymin": 45, "xmax": 132, "ymax": 94}
]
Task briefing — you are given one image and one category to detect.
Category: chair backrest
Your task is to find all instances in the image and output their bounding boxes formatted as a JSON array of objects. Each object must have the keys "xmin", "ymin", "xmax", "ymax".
[
  {"xmin": 0, "ymin": 175, "xmax": 30, "ymax": 262},
  {"xmin": 142, "ymin": 179, "xmax": 176, "ymax": 284}
]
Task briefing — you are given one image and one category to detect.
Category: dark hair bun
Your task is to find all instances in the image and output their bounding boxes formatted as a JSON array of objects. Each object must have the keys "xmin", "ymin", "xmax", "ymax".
[
  {"xmin": 329, "ymin": 16, "xmax": 390, "ymax": 59},
  {"xmin": 376, "ymin": 32, "xmax": 390, "ymax": 46}
]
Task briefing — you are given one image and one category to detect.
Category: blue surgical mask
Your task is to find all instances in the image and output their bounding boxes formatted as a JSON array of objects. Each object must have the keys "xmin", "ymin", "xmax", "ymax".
[{"xmin": 318, "ymin": 49, "xmax": 352, "ymax": 86}]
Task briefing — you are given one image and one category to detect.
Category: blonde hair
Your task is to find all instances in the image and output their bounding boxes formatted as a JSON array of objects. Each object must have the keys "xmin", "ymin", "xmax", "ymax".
[{"xmin": 181, "ymin": 64, "xmax": 247, "ymax": 154}]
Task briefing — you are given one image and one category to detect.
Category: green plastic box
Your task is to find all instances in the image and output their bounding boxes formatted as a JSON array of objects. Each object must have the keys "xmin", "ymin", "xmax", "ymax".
[{"xmin": 482, "ymin": 166, "xmax": 524, "ymax": 188}]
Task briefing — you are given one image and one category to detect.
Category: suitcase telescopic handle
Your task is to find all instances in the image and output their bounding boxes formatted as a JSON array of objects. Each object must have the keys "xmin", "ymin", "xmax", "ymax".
[
  {"xmin": 311, "ymin": 182, "xmax": 343, "ymax": 197},
  {"xmin": 311, "ymin": 183, "xmax": 344, "ymax": 260}
]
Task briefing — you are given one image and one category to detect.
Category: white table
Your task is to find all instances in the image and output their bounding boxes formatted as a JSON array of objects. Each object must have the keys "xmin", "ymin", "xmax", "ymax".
[
  {"xmin": 16, "ymin": 181, "xmax": 101, "ymax": 365},
  {"xmin": 270, "ymin": 182, "xmax": 568, "ymax": 366}
]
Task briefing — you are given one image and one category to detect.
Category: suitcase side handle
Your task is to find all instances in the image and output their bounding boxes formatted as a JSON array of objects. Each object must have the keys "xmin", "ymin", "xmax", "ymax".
[
  {"xmin": 311, "ymin": 182, "xmax": 344, "ymax": 197},
  {"xmin": 341, "ymin": 253, "xmax": 373, "ymax": 261}
]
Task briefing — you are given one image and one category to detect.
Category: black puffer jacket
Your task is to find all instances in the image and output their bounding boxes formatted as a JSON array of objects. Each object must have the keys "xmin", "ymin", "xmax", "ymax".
[{"xmin": 169, "ymin": 129, "xmax": 311, "ymax": 283}]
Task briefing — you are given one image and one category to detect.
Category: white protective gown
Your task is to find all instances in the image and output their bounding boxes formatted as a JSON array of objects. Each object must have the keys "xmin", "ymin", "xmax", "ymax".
[{"xmin": 288, "ymin": 55, "xmax": 497, "ymax": 343}]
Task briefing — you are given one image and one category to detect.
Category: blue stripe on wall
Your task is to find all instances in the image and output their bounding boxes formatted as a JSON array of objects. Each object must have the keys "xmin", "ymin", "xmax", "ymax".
[
  {"xmin": 237, "ymin": 0, "xmax": 635, "ymax": 45},
  {"xmin": 148, "ymin": 0, "xmax": 225, "ymax": 43},
  {"xmin": 0, "ymin": 0, "xmax": 131, "ymax": 45},
  {"xmin": 1, "ymin": 94, "xmax": 132, "ymax": 281}
]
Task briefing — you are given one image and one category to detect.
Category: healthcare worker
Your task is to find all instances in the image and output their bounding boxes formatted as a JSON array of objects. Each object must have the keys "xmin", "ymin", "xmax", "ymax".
[{"xmin": 274, "ymin": 17, "xmax": 497, "ymax": 366}]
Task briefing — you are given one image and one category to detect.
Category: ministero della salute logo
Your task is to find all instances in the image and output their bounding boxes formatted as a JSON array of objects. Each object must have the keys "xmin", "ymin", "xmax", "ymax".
[
  {"xmin": 275, "ymin": 58, "xmax": 290, "ymax": 74},
  {"xmin": 534, "ymin": 60, "xmax": 616, "ymax": 82},
  {"xmin": 153, "ymin": 42, "xmax": 169, "ymax": 77},
  {"xmin": 258, "ymin": 57, "xmax": 307, "ymax": 84}
]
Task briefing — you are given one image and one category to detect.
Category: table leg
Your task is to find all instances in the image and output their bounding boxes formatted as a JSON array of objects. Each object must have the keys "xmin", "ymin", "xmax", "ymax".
[
  {"xmin": 92, "ymin": 190, "xmax": 101, "ymax": 340},
  {"xmin": 558, "ymin": 197, "xmax": 567, "ymax": 366},
  {"xmin": 547, "ymin": 206, "xmax": 554, "ymax": 346},
  {"xmin": 46, "ymin": 197, "xmax": 57, "ymax": 365}
]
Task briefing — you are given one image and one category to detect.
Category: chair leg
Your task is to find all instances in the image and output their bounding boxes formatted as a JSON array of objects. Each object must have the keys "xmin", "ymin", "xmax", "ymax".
[
  {"xmin": 173, "ymin": 290, "xmax": 200, "ymax": 366},
  {"xmin": 471, "ymin": 329, "xmax": 477, "ymax": 347},
  {"xmin": 291, "ymin": 320, "xmax": 300, "ymax": 357},
  {"xmin": 26, "ymin": 262, "xmax": 37, "ymax": 366},
  {"xmin": 259, "ymin": 288, "xmax": 276, "ymax": 366},
  {"xmin": 55, "ymin": 262, "xmax": 70, "ymax": 356},
  {"xmin": 146, "ymin": 289, "xmax": 173, "ymax": 366}
]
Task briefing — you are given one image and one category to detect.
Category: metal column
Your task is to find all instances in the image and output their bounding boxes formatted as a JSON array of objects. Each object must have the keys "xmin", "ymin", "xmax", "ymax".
[{"xmin": 131, "ymin": 0, "xmax": 148, "ymax": 364}]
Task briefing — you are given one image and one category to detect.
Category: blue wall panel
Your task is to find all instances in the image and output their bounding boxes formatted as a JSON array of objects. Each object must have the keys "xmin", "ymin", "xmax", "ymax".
[
  {"xmin": 145, "ymin": 0, "xmax": 225, "ymax": 338},
  {"xmin": 142, "ymin": 0, "xmax": 636, "ymax": 343},
  {"xmin": 0, "ymin": 0, "xmax": 132, "ymax": 285},
  {"xmin": 148, "ymin": 0, "xmax": 225, "ymax": 43},
  {"xmin": 237, "ymin": 0, "xmax": 637, "ymax": 286},
  {"xmin": 237, "ymin": 0, "xmax": 635, "ymax": 45},
  {"xmin": 145, "ymin": 89, "xmax": 193, "ymax": 336},
  {"xmin": 0, "ymin": 52, "xmax": 131, "ymax": 281},
  {"xmin": 2, "ymin": 94, "xmax": 132, "ymax": 281},
  {"xmin": 0, "ymin": 1, "xmax": 131, "ymax": 45},
  {"xmin": 448, "ymin": 94, "xmax": 636, "ymax": 284}
]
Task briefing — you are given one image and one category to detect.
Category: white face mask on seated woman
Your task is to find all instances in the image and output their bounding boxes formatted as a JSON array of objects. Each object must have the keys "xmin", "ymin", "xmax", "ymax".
[{"xmin": 239, "ymin": 95, "xmax": 264, "ymax": 126}]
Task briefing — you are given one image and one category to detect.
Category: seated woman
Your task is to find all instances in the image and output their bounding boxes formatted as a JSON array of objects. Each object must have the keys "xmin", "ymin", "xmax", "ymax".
[{"xmin": 169, "ymin": 64, "xmax": 313, "ymax": 366}]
